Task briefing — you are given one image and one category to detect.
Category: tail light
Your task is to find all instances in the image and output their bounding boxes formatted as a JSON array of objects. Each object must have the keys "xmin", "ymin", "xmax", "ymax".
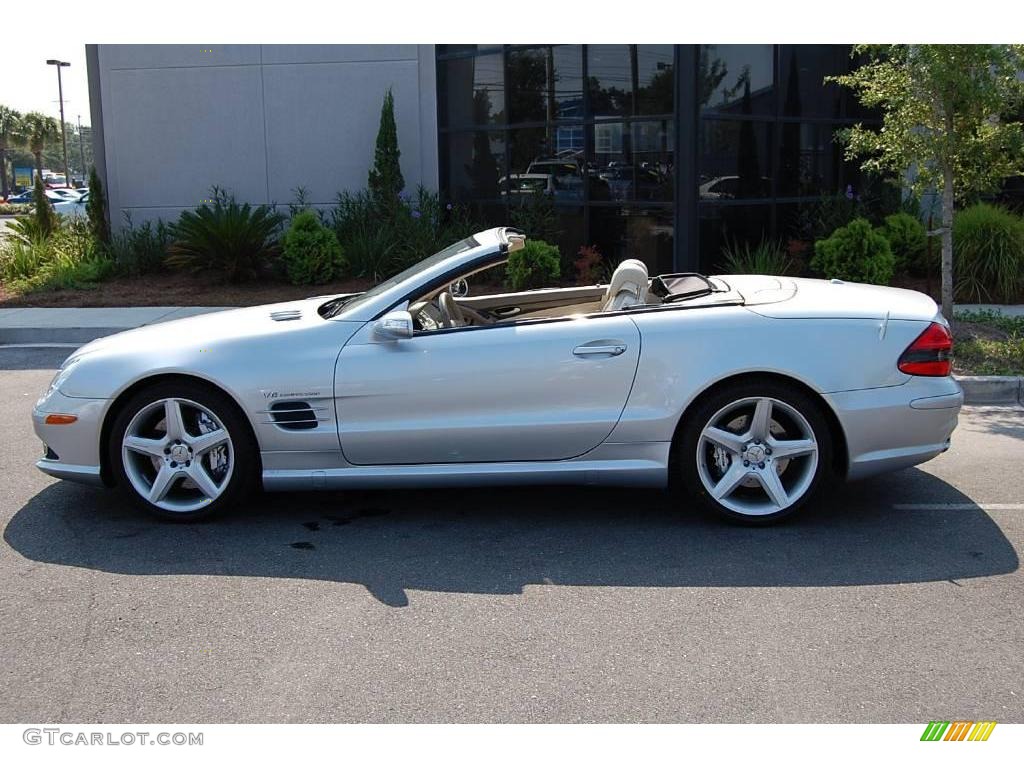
[{"xmin": 898, "ymin": 322, "xmax": 952, "ymax": 376}]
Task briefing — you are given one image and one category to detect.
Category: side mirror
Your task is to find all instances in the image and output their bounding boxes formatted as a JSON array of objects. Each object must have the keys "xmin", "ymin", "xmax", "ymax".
[{"xmin": 373, "ymin": 310, "xmax": 414, "ymax": 340}]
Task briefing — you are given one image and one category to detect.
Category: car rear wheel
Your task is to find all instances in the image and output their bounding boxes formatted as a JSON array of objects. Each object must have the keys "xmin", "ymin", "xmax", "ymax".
[
  {"xmin": 676, "ymin": 380, "xmax": 833, "ymax": 524},
  {"xmin": 110, "ymin": 381, "xmax": 258, "ymax": 521}
]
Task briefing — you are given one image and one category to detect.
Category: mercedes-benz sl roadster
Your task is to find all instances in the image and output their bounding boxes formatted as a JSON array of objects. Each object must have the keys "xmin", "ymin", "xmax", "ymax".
[{"xmin": 32, "ymin": 227, "xmax": 962, "ymax": 524}]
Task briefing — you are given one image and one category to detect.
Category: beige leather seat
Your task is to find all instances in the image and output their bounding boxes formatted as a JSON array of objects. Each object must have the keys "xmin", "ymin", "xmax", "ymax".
[{"xmin": 602, "ymin": 259, "xmax": 649, "ymax": 311}]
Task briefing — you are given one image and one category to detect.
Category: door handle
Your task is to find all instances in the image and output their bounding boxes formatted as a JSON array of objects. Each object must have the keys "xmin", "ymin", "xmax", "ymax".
[{"xmin": 573, "ymin": 344, "xmax": 627, "ymax": 357}]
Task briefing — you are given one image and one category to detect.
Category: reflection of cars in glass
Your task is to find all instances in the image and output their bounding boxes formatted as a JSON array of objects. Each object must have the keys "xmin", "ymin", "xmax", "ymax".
[
  {"xmin": 500, "ymin": 173, "xmax": 556, "ymax": 197},
  {"xmin": 35, "ymin": 227, "xmax": 961, "ymax": 526},
  {"xmin": 500, "ymin": 170, "xmax": 584, "ymax": 201},
  {"xmin": 599, "ymin": 164, "xmax": 671, "ymax": 201},
  {"xmin": 699, "ymin": 175, "xmax": 773, "ymax": 200},
  {"xmin": 526, "ymin": 158, "xmax": 585, "ymax": 200}
]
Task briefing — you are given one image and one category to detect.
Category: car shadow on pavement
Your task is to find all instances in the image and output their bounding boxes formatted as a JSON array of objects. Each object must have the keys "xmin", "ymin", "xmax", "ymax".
[{"xmin": 4, "ymin": 468, "xmax": 1018, "ymax": 607}]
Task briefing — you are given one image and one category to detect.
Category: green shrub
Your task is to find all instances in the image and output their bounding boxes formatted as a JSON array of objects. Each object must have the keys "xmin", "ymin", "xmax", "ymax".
[
  {"xmin": 720, "ymin": 238, "xmax": 793, "ymax": 275},
  {"xmin": 811, "ymin": 217, "xmax": 895, "ymax": 285},
  {"xmin": 506, "ymin": 239, "xmax": 560, "ymax": 290},
  {"xmin": 281, "ymin": 210, "xmax": 347, "ymax": 285},
  {"xmin": 165, "ymin": 188, "xmax": 283, "ymax": 282},
  {"xmin": 952, "ymin": 203, "xmax": 1024, "ymax": 303},
  {"xmin": 0, "ymin": 217, "xmax": 116, "ymax": 293},
  {"xmin": 330, "ymin": 190, "xmax": 397, "ymax": 280},
  {"xmin": 108, "ymin": 213, "xmax": 172, "ymax": 276},
  {"xmin": 391, "ymin": 187, "xmax": 481, "ymax": 269},
  {"xmin": 6, "ymin": 213, "xmax": 50, "ymax": 241},
  {"xmin": 880, "ymin": 212, "xmax": 926, "ymax": 274},
  {"xmin": 330, "ymin": 187, "xmax": 480, "ymax": 280},
  {"xmin": 32, "ymin": 175, "xmax": 58, "ymax": 238},
  {"xmin": 86, "ymin": 167, "xmax": 111, "ymax": 245},
  {"xmin": 0, "ymin": 203, "xmax": 31, "ymax": 216},
  {"xmin": 510, "ymin": 192, "xmax": 561, "ymax": 244},
  {"xmin": 0, "ymin": 235, "xmax": 47, "ymax": 283}
]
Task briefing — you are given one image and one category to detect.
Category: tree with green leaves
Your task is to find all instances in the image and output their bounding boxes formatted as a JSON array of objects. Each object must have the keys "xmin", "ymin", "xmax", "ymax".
[
  {"xmin": 0, "ymin": 105, "xmax": 23, "ymax": 200},
  {"xmin": 829, "ymin": 44, "xmax": 1024, "ymax": 317},
  {"xmin": 20, "ymin": 112, "xmax": 61, "ymax": 181},
  {"xmin": 367, "ymin": 88, "xmax": 404, "ymax": 216},
  {"xmin": 86, "ymin": 166, "xmax": 110, "ymax": 245}
]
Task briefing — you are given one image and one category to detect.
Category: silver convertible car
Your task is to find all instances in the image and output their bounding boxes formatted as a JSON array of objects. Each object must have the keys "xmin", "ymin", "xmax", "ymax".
[{"xmin": 32, "ymin": 227, "xmax": 962, "ymax": 524}]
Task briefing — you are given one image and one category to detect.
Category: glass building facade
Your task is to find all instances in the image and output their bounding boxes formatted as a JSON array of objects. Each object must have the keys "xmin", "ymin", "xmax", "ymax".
[{"xmin": 437, "ymin": 44, "xmax": 877, "ymax": 274}]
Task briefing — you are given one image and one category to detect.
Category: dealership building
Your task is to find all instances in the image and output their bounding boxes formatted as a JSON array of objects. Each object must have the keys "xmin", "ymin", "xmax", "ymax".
[{"xmin": 87, "ymin": 44, "xmax": 873, "ymax": 274}]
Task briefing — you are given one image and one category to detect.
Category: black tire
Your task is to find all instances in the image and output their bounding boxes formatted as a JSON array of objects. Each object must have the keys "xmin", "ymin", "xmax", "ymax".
[
  {"xmin": 675, "ymin": 379, "xmax": 835, "ymax": 525},
  {"xmin": 109, "ymin": 379, "xmax": 259, "ymax": 522}
]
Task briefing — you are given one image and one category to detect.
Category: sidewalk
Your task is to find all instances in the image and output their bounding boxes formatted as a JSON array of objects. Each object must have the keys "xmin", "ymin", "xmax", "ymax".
[{"xmin": 0, "ymin": 306, "xmax": 225, "ymax": 344}]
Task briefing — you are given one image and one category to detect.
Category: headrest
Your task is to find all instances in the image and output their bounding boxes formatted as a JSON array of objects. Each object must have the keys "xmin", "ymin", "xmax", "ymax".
[{"xmin": 605, "ymin": 259, "xmax": 649, "ymax": 302}]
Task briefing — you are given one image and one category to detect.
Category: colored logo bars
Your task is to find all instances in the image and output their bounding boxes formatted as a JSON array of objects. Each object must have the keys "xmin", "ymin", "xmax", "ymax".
[{"xmin": 920, "ymin": 721, "xmax": 997, "ymax": 741}]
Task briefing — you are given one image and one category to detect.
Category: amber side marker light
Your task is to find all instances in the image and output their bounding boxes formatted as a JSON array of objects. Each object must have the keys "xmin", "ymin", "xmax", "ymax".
[{"xmin": 44, "ymin": 414, "xmax": 78, "ymax": 425}]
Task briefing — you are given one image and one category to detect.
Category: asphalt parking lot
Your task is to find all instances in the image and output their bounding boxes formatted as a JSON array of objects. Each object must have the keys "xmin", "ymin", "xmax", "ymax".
[{"xmin": 0, "ymin": 346, "xmax": 1021, "ymax": 723}]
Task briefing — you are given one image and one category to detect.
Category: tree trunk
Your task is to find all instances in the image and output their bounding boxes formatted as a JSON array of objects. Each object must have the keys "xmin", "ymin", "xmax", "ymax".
[
  {"xmin": 940, "ymin": 165, "xmax": 954, "ymax": 320},
  {"xmin": 0, "ymin": 148, "xmax": 8, "ymax": 199},
  {"xmin": 34, "ymin": 151, "xmax": 43, "ymax": 181}
]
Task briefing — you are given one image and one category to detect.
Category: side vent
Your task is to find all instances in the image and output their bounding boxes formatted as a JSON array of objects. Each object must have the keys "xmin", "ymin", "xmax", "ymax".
[
  {"xmin": 270, "ymin": 309, "xmax": 302, "ymax": 322},
  {"xmin": 269, "ymin": 401, "xmax": 318, "ymax": 430}
]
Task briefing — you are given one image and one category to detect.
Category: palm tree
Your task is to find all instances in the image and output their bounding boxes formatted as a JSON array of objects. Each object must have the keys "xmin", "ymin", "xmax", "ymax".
[
  {"xmin": 20, "ymin": 111, "xmax": 60, "ymax": 182},
  {"xmin": 0, "ymin": 105, "xmax": 23, "ymax": 200}
]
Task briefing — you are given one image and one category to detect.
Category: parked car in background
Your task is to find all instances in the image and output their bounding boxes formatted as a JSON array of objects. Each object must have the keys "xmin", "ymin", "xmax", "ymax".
[
  {"xmin": 50, "ymin": 188, "xmax": 86, "ymax": 200},
  {"xmin": 53, "ymin": 190, "xmax": 89, "ymax": 218},
  {"xmin": 4, "ymin": 189, "xmax": 70, "ymax": 205}
]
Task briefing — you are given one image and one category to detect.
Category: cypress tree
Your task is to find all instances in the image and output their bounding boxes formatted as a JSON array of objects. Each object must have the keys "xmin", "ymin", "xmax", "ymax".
[
  {"xmin": 86, "ymin": 166, "xmax": 111, "ymax": 245},
  {"xmin": 367, "ymin": 88, "xmax": 404, "ymax": 216},
  {"xmin": 32, "ymin": 174, "xmax": 57, "ymax": 237}
]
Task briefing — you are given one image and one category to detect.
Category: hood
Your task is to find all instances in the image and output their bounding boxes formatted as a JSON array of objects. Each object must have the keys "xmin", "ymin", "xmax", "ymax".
[
  {"xmin": 718, "ymin": 275, "xmax": 940, "ymax": 322},
  {"xmin": 73, "ymin": 297, "xmax": 335, "ymax": 359}
]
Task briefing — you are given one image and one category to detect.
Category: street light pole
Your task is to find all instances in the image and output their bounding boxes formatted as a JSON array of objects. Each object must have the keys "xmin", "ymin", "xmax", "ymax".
[
  {"xmin": 46, "ymin": 59, "xmax": 71, "ymax": 188},
  {"xmin": 77, "ymin": 115, "xmax": 87, "ymax": 184}
]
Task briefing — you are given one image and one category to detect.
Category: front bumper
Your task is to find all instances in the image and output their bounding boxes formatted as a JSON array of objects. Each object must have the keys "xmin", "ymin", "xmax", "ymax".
[
  {"xmin": 32, "ymin": 389, "xmax": 108, "ymax": 487},
  {"xmin": 825, "ymin": 376, "xmax": 963, "ymax": 481}
]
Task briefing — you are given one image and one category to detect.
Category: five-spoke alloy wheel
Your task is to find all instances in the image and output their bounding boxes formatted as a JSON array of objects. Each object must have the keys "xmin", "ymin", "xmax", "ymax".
[
  {"xmin": 110, "ymin": 381, "xmax": 257, "ymax": 521},
  {"xmin": 676, "ymin": 380, "xmax": 833, "ymax": 524}
]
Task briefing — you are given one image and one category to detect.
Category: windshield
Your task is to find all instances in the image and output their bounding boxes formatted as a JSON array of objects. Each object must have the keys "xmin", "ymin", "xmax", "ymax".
[{"xmin": 319, "ymin": 235, "xmax": 480, "ymax": 318}]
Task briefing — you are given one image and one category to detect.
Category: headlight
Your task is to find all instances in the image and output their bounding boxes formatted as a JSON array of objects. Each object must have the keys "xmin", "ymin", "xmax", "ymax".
[{"xmin": 42, "ymin": 355, "xmax": 83, "ymax": 399}]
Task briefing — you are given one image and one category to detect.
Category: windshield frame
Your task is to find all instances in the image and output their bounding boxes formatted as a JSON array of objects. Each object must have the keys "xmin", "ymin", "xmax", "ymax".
[{"xmin": 319, "ymin": 229, "xmax": 514, "ymax": 322}]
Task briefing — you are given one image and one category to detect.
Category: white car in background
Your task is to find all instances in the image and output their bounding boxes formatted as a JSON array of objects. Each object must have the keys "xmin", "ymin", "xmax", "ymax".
[
  {"xmin": 5, "ymin": 189, "xmax": 72, "ymax": 205},
  {"xmin": 53, "ymin": 190, "xmax": 89, "ymax": 218}
]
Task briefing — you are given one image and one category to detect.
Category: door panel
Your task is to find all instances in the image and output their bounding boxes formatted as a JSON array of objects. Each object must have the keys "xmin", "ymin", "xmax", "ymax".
[{"xmin": 335, "ymin": 315, "xmax": 641, "ymax": 465}]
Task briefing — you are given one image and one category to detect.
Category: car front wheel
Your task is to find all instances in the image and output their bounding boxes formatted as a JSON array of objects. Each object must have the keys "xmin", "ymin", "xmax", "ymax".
[
  {"xmin": 677, "ymin": 380, "xmax": 834, "ymax": 524},
  {"xmin": 110, "ymin": 381, "xmax": 257, "ymax": 521}
]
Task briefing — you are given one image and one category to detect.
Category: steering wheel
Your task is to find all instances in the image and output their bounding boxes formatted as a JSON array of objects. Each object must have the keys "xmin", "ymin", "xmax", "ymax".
[{"xmin": 437, "ymin": 291, "xmax": 464, "ymax": 329}]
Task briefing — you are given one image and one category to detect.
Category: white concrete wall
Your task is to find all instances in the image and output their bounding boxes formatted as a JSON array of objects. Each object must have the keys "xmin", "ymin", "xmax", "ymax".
[{"xmin": 93, "ymin": 44, "xmax": 438, "ymax": 228}]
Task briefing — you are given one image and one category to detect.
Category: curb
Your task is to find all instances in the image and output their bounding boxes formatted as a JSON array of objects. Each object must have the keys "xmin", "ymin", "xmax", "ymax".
[
  {"xmin": 0, "ymin": 307, "xmax": 225, "ymax": 346},
  {"xmin": 0, "ymin": 326, "xmax": 132, "ymax": 344},
  {"xmin": 956, "ymin": 376, "xmax": 1023, "ymax": 406}
]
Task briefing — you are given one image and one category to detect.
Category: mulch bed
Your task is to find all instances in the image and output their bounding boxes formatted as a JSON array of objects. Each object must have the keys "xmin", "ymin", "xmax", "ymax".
[{"xmin": 0, "ymin": 273, "xmax": 376, "ymax": 308}]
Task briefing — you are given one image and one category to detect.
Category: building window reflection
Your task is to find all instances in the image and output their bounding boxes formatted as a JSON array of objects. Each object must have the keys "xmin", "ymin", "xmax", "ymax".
[{"xmin": 438, "ymin": 44, "xmax": 872, "ymax": 276}]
